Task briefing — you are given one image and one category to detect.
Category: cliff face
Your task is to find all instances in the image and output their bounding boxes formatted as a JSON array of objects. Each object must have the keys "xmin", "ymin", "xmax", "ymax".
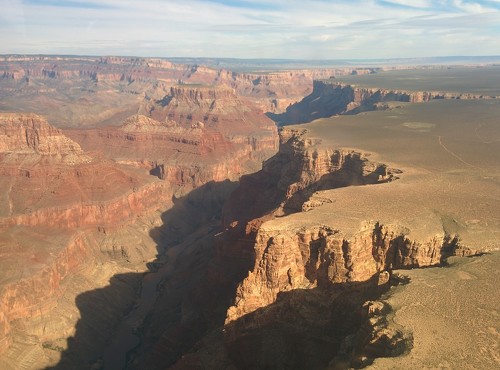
[
  {"xmin": 192, "ymin": 124, "xmax": 482, "ymax": 370},
  {"xmin": 0, "ymin": 113, "xmax": 174, "ymax": 360},
  {"xmin": 66, "ymin": 84, "xmax": 278, "ymax": 192},
  {"xmin": 135, "ymin": 85, "xmax": 278, "ymax": 188},
  {"xmin": 271, "ymin": 80, "xmax": 498, "ymax": 125},
  {"xmin": 138, "ymin": 85, "xmax": 276, "ymax": 136},
  {"xmin": 0, "ymin": 56, "xmax": 382, "ymax": 129},
  {"xmin": 0, "ymin": 114, "xmax": 171, "ymax": 219},
  {"xmin": 217, "ymin": 68, "xmax": 376, "ymax": 113},
  {"xmin": 0, "ymin": 113, "xmax": 90, "ymax": 163},
  {"xmin": 223, "ymin": 128, "xmax": 397, "ymax": 232},
  {"xmin": 0, "ymin": 104, "xmax": 277, "ymax": 367},
  {"xmin": 226, "ymin": 223, "xmax": 455, "ymax": 323},
  {"xmin": 221, "ymin": 128, "xmax": 465, "ymax": 324}
]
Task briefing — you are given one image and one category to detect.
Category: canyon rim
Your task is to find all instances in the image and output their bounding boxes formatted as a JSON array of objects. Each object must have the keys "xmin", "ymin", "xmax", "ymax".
[{"xmin": 0, "ymin": 53, "xmax": 498, "ymax": 370}]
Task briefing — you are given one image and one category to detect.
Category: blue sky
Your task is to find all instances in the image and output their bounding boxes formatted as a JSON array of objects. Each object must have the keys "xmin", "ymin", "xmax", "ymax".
[{"xmin": 1, "ymin": 0, "xmax": 499, "ymax": 58}]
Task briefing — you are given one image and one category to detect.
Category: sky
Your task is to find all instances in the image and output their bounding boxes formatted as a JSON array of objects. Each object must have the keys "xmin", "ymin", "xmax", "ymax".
[{"xmin": 1, "ymin": 0, "xmax": 499, "ymax": 59}]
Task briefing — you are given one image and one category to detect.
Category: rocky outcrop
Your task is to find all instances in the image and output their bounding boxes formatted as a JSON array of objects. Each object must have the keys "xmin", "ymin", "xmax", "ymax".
[
  {"xmin": 223, "ymin": 128, "xmax": 397, "ymax": 232},
  {"xmin": 221, "ymin": 128, "xmax": 465, "ymax": 323},
  {"xmin": 66, "ymin": 109, "xmax": 277, "ymax": 195},
  {"xmin": 216, "ymin": 68, "xmax": 376, "ymax": 113},
  {"xmin": 0, "ymin": 113, "xmax": 90, "ymax": 163},
  {"xmin": 0, "ymin": 114, "xmax": 172, "ymax": 220},
  {"xmin": 180, "ymin": 126, "xmax": 477, "ymax": 369},
  {"xmin": 138, "ymin": 84, "xmax": 275, "ymax": 136},
  {"xmin": 226, "ymin": 223, "xmax": 457, "ymax": 323},
  {"xmin": 0, "ymin": 113, "xmax": 175, "ymax": 360},
  {"xmin": 271, "ymin": 80, "xmax": 499, "ymax": 125}
]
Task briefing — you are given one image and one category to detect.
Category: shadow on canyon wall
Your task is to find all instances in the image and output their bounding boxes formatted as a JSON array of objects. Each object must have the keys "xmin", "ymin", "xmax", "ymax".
[
  {"xmin": 223, "ymin": 278, "xmax": 385, "ymax": 370},
  {"xmin": 267, "ymin": 81, "xmax": 412, "ymax": 126},
  {"xmin": 267, "ymin": 82, "xmax": 356, "ymax": 126},
  {"xmin": 45, "ymin": 146, "xmax": 401, "ymax": 370},
  {"xmin": 173, "ymin": 274, "xmax": 412, "ymax": 370},
  {"xmin": 45, "ymin": 179, "xmax": 240, "ymax": 370},
  {"xmin": 224, "ymin": 144, "xmax": 394, "ymax": 233}
]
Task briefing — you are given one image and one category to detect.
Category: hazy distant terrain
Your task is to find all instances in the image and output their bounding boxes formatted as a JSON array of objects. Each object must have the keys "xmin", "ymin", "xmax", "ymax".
[
  {"xmin": 168, "ymin": 56, "xmax": 500, "ymax": 72},
  {"xmin": 333, "ymin": 66, "xmax": 500, "ymax": 95}
]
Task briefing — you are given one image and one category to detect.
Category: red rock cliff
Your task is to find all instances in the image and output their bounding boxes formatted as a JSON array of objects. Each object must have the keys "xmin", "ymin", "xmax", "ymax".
[
  {"xmin": 271, "ymin": 80, "xmax": 498, "ymax": 125},
  {"xmin": 223, "ymin": 128, "xmax": 462, "ymax": 323}
]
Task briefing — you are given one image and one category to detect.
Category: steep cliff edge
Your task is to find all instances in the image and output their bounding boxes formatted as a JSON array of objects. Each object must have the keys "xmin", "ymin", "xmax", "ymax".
[
  {"xmin": 0, "ymin": 104, "xmax": 278, "ymax": 368},
  {"xmin": 0, "ymin": 111, "xmax": 266, "ymax": 368},
  {"xmin": 171, "ymin": 122, "xmax": 487, "ymax": 369},
  {"xmin": 202, "ymin": 99, "xmax": 498, "ymax": 369},
  {"xmin": 223, "ymin": 128, "xmax": 469, "ymax": 323},
  {"xmin": 0, "ymin": 113, "xmax": 173, "ymax": 361},
  {"xmin": 226, "ymin": 222, "xmax": 458, "ymax": 324},
  {"xmin": 271, "ymin": 80, "xmax": 499, "ymax": 125}
]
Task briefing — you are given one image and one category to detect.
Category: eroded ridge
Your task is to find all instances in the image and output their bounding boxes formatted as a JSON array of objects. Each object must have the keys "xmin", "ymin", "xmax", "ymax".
[
  {"xmin": 195, "ymin": 127, "xmax": 480, "ymax": 370},
  {"xmin": 221, "ymin": 129, "xmax": 413, "ymax": 324},
  {"xmin": 271, "ymin": 80, "xmax": 500, "ymax": 125},
  {"xmin": 223, "ymin": 128, "xmax": 399, "ymax": 234},
  {"xmin": 0, "ymin": 110, "xmax": 276, "ymax": 369}
]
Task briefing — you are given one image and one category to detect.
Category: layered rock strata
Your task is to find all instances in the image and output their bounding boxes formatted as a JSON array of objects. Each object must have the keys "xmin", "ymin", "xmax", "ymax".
[
  {"xmin": 226, "ymin": 222, "xmax": 457, "ymax": 323},
  {"xmin": 66, "ymin": 84, "xmax": 278, "ymax": 193},
  {"xmin": 0, "ymin": 82, "xmax": 281, "ymax": 365},
  {"xmin": 222, "ymin": 128, "xmax": 467, "ymax": 323},
  {"xmin": 223, "ymin": 128, "xmax": 397, "ymax": 231},
  {"xmin": 0, "ymin": 56, "xmax": 381, "ymax": 129},
  {"xmin": 272, "ymin": 80, "xmax": 499, "ymax": 125},
  {"xmin": 0, "ymin": 113, "xmax": 90, "ymax": 163},
  {"xmin": 0, "ymin": 113, "xmax": 173, "ymax": 360}
]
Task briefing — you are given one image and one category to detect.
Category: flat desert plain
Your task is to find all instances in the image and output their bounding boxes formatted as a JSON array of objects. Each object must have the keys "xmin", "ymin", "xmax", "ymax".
[
  {"xmin": 282, "ymin": 80, "xmax": 499, "ymax": 367},
  {"xmin": 333, "ymin": 66, "xmax": 500, "ymax": 96}
]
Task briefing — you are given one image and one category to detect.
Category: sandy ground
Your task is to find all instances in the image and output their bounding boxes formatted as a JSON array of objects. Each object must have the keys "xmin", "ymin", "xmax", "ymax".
[
  {"xmin": 290, "ymin": 99, "xmax": 500, "ymax": 251},
  {"xmin": 370, "ymin": 252, "xmax": 500, "ymax": 370},
  {"xmin": 282, "ymin": 97, "xmax": 500, "ymax": 368}
]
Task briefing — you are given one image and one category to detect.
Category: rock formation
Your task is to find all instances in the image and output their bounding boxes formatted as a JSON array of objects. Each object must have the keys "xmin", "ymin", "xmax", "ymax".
[
  {"xmin": 166, "ymin": 101, "xmax": 497, "ymax": 368},
  {"xmin": 0, "ymin": 57, "xmax": 498, "ymax": 369},
  {"xmin": 0, "ymin": 108, "xmax": 276, "ymax": 368},
  {"xmin": 66, "ymin": 84, "xmax": 278, "ymax": 196},
  {"xmin": 0, "ymin": 113, "xmax": 90, "ymax": 163},
  {"xmin": 221, "ymin": 128, "xmax": 463, "ymax": 323},
  {"xmin": 271, "ymin": 80, "xmax": 499, "ymax": 125},
  {"xmin": 0, "ymin": 113, "xmax": 176, "ymax": 362}
]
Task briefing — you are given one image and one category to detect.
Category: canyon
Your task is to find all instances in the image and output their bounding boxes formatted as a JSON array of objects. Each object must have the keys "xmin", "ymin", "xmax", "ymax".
[
  {"xmin": 0, "ymin": 57, "xmax": 499, "ymax": 369},
  {"xmin": 0, "ymin": 55, "xmax": 376, "ymax": 127}
]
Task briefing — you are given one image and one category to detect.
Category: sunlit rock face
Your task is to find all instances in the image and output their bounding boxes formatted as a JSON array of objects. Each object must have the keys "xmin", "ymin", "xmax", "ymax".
[{"xmin": 0, "ymin": 106, "xmax": 277, "ymax": 368}]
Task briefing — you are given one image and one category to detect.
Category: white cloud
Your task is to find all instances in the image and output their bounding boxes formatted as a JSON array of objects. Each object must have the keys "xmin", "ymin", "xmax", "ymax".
[
  {"xmin": 452, "ymin": 0, "xmax": 487, "ymax": 12},
  {"xmin": 382, "ymin": 0, "xmax": 434, "ymax": 8},
  {"xmin": 0, "ymin": 0, "xmax": 498, "ymax": 58}
]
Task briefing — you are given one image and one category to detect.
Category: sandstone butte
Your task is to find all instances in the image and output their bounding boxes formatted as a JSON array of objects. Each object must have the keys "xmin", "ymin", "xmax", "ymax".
[{"xmin": 0, "ymin": 57, "xmax": 498, "ymax": 369}]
